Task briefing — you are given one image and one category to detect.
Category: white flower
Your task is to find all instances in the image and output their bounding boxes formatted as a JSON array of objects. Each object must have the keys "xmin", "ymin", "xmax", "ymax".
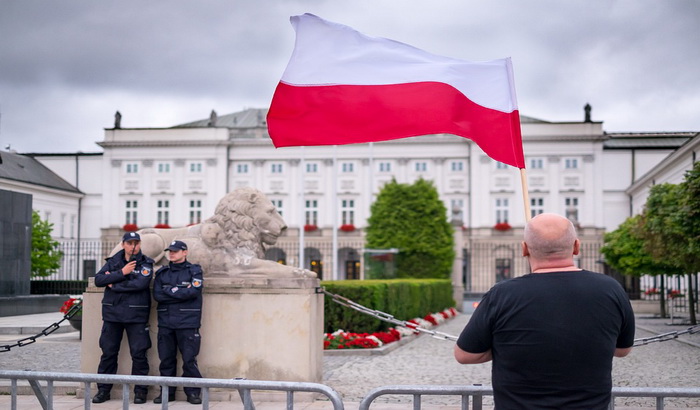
[
  {"xmin": 431, "ymin": 313, "xmax": 446, "ymax": 324},
  {"xmin": 413, "ymin": 318, "xmax": 433, "ymax": 328},
  {"xmin": 367, "ymin": 335, "xmax": 383, "ymax": 347},
  {"xmin": 396, "ymin": 326, "xmax": 418, "ymax": 336}
]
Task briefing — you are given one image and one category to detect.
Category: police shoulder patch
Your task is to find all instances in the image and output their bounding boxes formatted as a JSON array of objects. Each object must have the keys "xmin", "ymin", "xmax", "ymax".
[
  {"xmin": 141, "ymin": 266, "xmax": 152, "ymax": 276},
  {"xmin": 192, "ymin": 278, "xmax": 203, "ymax": 288}
]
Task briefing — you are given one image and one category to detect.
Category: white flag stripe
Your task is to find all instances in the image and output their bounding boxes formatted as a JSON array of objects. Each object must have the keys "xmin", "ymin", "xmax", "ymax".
[{"xmin": 281, "ymin": 14, "xmax": 517, "ymax": 113}]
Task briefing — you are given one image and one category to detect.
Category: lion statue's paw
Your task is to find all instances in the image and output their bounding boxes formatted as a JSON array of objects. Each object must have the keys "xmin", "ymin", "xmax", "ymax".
[{"xmin": 293, "ymin": 268, "xmax": 318, "ymax": 278}]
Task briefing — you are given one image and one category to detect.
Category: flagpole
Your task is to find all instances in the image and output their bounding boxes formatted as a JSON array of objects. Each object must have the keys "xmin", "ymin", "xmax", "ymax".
[
  {"xmin": 520, "ymin": 168, "xmax": 531, "ymax": 222},
  {"xmin": 332, "ymin": 145, "xmax": 338, "ymax": 280},
  {"xmin": 299, "ymin": 147, "xmax": 305, "ymax": 269}
]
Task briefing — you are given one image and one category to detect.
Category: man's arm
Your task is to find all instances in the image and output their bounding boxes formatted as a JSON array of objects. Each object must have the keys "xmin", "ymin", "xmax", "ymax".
[
  {"xmin": 110, "ymin": 263, "xmax": 153, "ymax": 292},
  {"xmin": 454, "ymin": 344, "xmax": 492, "ymax": 364},
  {"xmin": 614, "ymin": 347, "xmax": 632, "ymax": 357},
  {"xmin": 94, "ymin": 260, "xmax": 127, "ymax": 287}
]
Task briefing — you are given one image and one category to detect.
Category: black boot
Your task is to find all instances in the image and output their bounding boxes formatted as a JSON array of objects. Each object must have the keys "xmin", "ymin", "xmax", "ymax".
[{"xmin": 92, "ymin": 391, "xmax": 111, "ymax": 403}]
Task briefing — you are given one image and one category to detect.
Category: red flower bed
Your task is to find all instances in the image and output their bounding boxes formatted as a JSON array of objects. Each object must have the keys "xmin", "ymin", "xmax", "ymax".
[
  {"xmin": 494, "ymin": 222, "xmax": 512, "ymax": 231},
  {"xmin": 339, "ymin": 224, "xmax": 355, "ymax": 232},
  {"xmin": 304, "ymin": 224, "xmax": 318, "ymax": 232},
  {"xmin": 324, "ymin": 329, "xmax": 401, "ymax": 350},
  {"xmin": 122, "ymin": 223, "xmax": 138, "ymax": 232},
  {"xmin": 60, "ymin": 297, "xmax": 81, "ymax": 315},
  {"xmin": 668, "ymin": 290, "xmax": 685, "ymax": 299},
  {"xmin": 324, "ymin": 307, "xmax": 458, "ymax": 350},
  {"xmin": 154, "ymin": 223, "xmax": 171, "ymax": 229}
]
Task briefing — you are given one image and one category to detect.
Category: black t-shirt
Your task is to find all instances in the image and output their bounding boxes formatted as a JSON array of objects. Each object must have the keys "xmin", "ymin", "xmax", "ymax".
[{"xmin": 457, "ymin": 270, "xmax": 635, "ymax": 409}]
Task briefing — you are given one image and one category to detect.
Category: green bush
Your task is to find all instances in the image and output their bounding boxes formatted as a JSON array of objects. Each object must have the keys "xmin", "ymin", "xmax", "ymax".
[
  {"xmin": 365, "ymin": 179, "xmax": 455, "ymax": 279},
  {"xmin": 322, "ymin": 279, "xmax": 455, "ymax": 333}
]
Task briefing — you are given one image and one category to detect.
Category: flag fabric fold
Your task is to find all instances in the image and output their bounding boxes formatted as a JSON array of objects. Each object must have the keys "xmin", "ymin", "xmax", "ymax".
[{"xmin": 267, "ymin": 13, "xmax": 525, "ymax": 168}]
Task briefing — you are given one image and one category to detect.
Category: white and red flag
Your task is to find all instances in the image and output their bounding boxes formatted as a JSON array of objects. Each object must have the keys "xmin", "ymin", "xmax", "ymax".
[{"xmin": 267, "ymin": 13, "xmax": 525, "ymax": 168}]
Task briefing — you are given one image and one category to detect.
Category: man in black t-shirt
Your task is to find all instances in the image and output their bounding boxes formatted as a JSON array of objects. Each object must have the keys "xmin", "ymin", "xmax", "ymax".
[{"xmin": 454, "ymin": 213, "xmax": 635, "ymax": 409}]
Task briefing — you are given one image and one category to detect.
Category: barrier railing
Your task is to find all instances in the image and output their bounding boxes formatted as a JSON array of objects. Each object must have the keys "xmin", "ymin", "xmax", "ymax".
[
  {"xmin": 3, "ymin": 370, "xmax": 700, "ymax": 410},
  {"xmin": 0, "ymin": 370, "xmax": 345, "ymax": 410},
  {"xmin": 357, "ymin": 384, "xmax": 700, "ymax": 410},
  {"xmin": 358, "ymin": 384, "xmax": 491, "ymax": 410}
]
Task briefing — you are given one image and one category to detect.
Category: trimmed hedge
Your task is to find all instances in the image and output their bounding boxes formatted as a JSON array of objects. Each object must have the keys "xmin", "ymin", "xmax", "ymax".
[{"xmin": 321, "ymin": 279, "xmax": 455, "ymax": 333}]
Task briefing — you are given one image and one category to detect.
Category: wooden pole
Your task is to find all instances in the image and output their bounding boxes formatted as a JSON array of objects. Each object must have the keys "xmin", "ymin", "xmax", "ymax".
[{"xmin": 520, "ymin": 168, "xmax": 531, "ymax": 222}]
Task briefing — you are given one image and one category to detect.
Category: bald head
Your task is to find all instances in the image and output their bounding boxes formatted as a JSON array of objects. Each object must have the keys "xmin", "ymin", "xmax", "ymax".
[{"xmin": 524, "ymin": 213, "xmax": 579, "ymax": 261}]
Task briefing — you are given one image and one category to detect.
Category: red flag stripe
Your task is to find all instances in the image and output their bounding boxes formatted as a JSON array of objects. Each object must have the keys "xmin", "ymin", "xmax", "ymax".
[{"xmin": 268, "ymin": 81, "xmax": 525, "ymax": 168}]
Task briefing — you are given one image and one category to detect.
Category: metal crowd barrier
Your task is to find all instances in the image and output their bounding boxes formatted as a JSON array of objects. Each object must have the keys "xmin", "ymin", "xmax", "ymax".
[
  {"xmin": 0, "ymin": 370, "xmax": 345, "ymax": 410},
  {"xmin": 3, "ymin": 370, "xmax": 700, "ymax": 410},
  {"xmin": 357, "ymin": 384, "xmax": 700, "ymax": 410},
  {"xmin": 358, "ymin": 384, "xmax": 492, "ymax": 410}
]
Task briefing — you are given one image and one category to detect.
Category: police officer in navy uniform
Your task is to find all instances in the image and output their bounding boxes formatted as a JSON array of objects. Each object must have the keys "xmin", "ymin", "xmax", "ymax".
[
  {"xmin": 153, "ymin": 240, "xmax": 204, "ymax": 405},
  {"xmin": 92, "ymin": 232, "xmax": 154, "ymax": 404}
]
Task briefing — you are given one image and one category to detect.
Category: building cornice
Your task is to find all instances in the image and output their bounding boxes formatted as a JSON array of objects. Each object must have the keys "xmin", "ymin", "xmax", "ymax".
[
  {"xmin": 97, "ymin": 140, "xmax": 229, "ymax": 148},
  {"xmin": 626, "ymin": 133, "xmax": 700, "ymax": 195}
]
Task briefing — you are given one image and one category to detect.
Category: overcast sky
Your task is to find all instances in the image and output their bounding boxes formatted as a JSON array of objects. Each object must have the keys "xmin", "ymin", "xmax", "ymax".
[{"xmin": 1, "ymin": 0, "xmax": 699, "ymax": 153}]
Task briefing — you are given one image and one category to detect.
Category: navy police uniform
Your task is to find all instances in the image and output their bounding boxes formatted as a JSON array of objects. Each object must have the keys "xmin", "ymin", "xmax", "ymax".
[
  {"xmin": 94, "ymin": 232, "xmax": 154, "ymax": 396},
  {"xmin": 153, "ymin": 240, "xmax": 204, "ymax": 399}
]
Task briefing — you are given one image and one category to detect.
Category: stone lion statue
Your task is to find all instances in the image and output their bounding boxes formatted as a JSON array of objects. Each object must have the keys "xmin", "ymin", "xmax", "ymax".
[{"xmin": 116, "ymin": 187, "xmax": 316, "ymax": 278}]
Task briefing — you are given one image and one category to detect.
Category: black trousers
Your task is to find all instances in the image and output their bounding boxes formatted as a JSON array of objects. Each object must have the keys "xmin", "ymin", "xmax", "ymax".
[
  {"xmin": 157, "ymin": 327, "xmax": 202, "ymax": 396},
  {"xmin": 96, "ymin": 321, "xmax": 151, "ymax": 394}
]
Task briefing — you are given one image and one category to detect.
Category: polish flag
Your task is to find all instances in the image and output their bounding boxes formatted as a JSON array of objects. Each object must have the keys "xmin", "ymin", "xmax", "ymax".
[{"xmin": 267, "ymin": 14, "xmax": 525, "ymax": 168}]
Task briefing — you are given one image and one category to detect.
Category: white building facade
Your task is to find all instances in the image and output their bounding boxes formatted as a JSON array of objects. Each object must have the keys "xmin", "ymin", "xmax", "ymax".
[{"xmin": 31, "ymin": 107, "xmax": 697, "ymax": 290}]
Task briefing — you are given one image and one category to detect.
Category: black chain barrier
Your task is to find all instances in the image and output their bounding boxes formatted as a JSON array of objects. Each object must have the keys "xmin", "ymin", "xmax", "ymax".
[
  {"xmin": 319, "ymin": 287, "xmax": 700, "ymax": 347},
  {"xmin": 0, "ymin": 300, "xmax": 83, "ymax": 353},
  {"xmin": 2, "ymin": 292, "xmax": 698, "ymax": 352}
]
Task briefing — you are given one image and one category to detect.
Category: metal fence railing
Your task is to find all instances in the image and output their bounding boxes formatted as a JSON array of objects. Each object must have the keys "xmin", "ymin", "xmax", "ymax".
[
  {"xmin": 357, "ymin": 384, "xmax": 700, "ymax": 410},
  {"xmin": 0, "ymin": 370, "xmax": 344, "ymax": 410},
  {"xmin": 3, "ymin": 370, "xmax": 699, "ymax": 410},
  {"xmin": 33, "ymin": 240, "xmax": 119, "ymax": 282},
  {"xmin": 38, "ymin": 239, "xmax": 697, "ymax": 312}
]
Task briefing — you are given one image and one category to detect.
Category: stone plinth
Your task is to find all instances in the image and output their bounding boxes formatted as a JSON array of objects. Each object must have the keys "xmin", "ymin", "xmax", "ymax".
[{"xmin": 80, "ymin": 275, "xmax": 323, "ymax": 399}]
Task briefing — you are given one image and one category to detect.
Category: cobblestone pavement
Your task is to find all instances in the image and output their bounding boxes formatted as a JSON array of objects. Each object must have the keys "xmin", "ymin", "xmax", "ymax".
[
  {"xmin": 323, "ymin": 314, "xmax": 700, "ymax": 408},
  {"xmin": 1, "ymin": 313, "xmax": 699, "ymax": 408}
]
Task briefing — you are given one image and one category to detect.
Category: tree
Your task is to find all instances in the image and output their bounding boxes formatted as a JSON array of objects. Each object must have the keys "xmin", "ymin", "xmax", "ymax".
[
  {"xmin": 31, "ymin": 210, "xmax": 63, "ymax": 278},
  {"xmin": 674, "ymin": 161, "xmax": 700, "ymax": 323},
  {"xmin": 641, "ymin": 181, "xmax": 697, "ymax": 324},
  {"xmin": 601, "ymin": 214, "xmax": 682, "ymax": 317},
  {"xmin": 365, "ymin": 178, "xmax": 454, "ymax": 279}
]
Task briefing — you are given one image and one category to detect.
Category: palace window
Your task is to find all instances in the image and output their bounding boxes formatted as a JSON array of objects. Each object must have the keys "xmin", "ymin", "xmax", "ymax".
[
  {"xmin": 564, "ymin": 158, "xmax": 579, "ymax": 169},
  {"xmin": 271, "ymin": 199, "xmax": 284, "ymax": 218},
  {"xmin": 341, "ymin": 199, "xmax": 355, "ymax": 225},
  {"xmin": 271, "ymin": 163, "xmax": 283, "ymax": 174},
  {"xmin": 565, "ymin": 197, "xmax": 579, "ymax": 223},
  {"xmin": 305, "ymin": 199, "xmax": 318, "ymax": 226},
  {"xmin": 495, "ymin": 198, "xmax": 509, "ymax": 224},
  {"xmin": 531, "ymin": 197, "xmax": 544, "ymax": 218},
  {"xmin": 125, "ymin": 200, "xmax": 138, "ymax": 225},
  {"xmin": 125, "ymin": 163, "xmax": 139, "ymax": 174},
  {"xmin": 189, "ymin": 200, "xmax": 202, "ymax": 225},
  {"xmin": 157, "ymin": 200, "xmax": 170, "ymax": 225},
  {"xmin": 157, "ymin": 162, "xmax": 171, "ymax": 173}
]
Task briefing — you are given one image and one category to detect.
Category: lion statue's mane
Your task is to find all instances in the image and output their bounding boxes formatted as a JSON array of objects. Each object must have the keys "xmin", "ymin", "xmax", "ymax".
[{"xmin": 116, "ymin": 187, "xmax": 315, "ymax": 278}]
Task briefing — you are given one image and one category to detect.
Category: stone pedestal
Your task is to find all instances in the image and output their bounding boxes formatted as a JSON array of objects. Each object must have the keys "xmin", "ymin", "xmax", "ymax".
[{"xmin": 80, "ymin": 275, "xmax": 323, "ymax": 400}]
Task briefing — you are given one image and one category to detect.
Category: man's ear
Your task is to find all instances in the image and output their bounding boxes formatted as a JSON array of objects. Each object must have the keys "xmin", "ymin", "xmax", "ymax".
[
  {"xmin": 522, "ymin": 242, "xmax": 529, "ymax": 257},
  {"xmin": 573, "ymin": 239, "xmax": 580, "ymax": 256}
]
